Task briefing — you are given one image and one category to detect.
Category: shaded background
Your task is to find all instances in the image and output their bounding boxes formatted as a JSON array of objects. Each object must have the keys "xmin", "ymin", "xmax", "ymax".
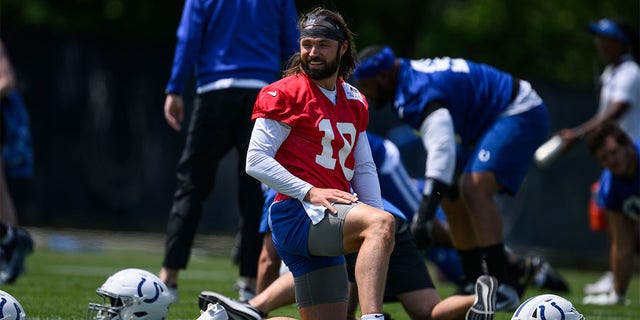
[{"xmin": 1, "ymin": 0, "xmax": 639, "ymax": 267}]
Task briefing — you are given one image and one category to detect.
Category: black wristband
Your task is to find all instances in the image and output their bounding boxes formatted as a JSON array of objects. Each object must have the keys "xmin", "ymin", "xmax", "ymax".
[{"xmin": 416, "ymin": 178, "xmax": 449, "ymax": 224}]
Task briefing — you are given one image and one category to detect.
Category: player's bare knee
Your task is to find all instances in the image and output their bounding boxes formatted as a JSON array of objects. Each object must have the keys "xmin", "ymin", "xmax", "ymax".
[{"xmin": 368, "ymin": 211, "xmax": 395, "ymax": 249}]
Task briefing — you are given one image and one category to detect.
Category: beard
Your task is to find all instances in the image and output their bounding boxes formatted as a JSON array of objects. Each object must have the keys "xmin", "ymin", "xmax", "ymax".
[{"xmin": 302, "ymin": 48, "xmax": 341, "ymax": 80}]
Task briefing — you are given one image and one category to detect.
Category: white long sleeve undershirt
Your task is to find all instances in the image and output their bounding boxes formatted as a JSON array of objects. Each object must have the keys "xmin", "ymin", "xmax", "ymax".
[
  {"xmin": 246, "ymin": 118, "xmax": 383, "ymax": 210},
  {"xmin": 419, "ymin": 108, "xmax": 456, "ymax": 187}
]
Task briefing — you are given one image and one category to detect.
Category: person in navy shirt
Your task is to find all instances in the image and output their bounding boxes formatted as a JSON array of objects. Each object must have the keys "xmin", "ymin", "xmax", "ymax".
[
  {"xmin": 161, "ymin": 0, "xmax": 299, "ymax": 302},
  {"xmin": 353, "ymin": 45, "xmax": 550, "ymax": 311},
  {"xmin": 583, "ymin": 121, "xmax": 639, "ymax": 306}
]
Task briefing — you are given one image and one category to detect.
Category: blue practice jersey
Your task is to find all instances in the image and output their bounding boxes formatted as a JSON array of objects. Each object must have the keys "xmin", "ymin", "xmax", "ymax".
[
  {"xmin": 597, "ymin": 142, "xmax": 640, "ymax": 221},
  {"xmin": 395, "ymin": 57, "xmax": 514, "ymax": 146},
  {"xmin": 367, "ymin": 132, "xmax": 422, "ymax": 221},
  {"xmin": 165, "ymin": 0, "xmax": 299, "ymax": 94},
  {"xmin": 367, "ymin": 131, "xmax": 387, "ymax": 167}
]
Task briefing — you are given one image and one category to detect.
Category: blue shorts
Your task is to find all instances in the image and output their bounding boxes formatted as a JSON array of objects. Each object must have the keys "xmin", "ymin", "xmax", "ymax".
[
  {"xmin": 464, "ymin": 105, "xmax": 549, "ymax": 194},
  {"xmin": 269, "ymin": 199, "xmax": 345, "ymax": 277},
  {"xmin": 259, "ymin": 188, "xmax": 277, "ymax": 234}
]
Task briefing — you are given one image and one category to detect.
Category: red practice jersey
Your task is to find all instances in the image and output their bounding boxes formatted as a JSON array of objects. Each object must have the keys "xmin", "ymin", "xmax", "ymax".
[{"xmin": 252, "ymin": 74, "xmax": 369, "ymax": 201}]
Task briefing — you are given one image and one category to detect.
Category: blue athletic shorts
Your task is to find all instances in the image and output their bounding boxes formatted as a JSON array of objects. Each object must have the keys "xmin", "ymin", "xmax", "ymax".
[
  {"xmin": 259, "ymin": 188, "xmax": 277, "ymax": 234},
  {"xmin": 464, "ymin": 105, "xmax": 549, "ymax": 194}
]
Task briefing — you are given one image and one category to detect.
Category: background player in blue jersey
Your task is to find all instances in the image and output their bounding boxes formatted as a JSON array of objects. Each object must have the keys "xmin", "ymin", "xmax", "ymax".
[
  {"xmin": 160, "ymin": 0, "xmax": 299, "ymax": 302},
  {"xmin": 582, "ymin": 121, "xmax": 639, "ymax": 306},
  {"xmin": 367, "ymin": 132, "xmax": 569, "ymax": 297},
  {"xmin": 559, "ymin": 18, "xmax": 640, "ymax": 149},
  {"xmin": 353, "ymin": 45, "xmax": 550, "ymax": 311}
]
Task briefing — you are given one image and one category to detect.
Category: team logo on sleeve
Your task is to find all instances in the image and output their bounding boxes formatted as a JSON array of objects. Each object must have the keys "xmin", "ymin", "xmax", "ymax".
[
  {"xmin": 342, "ymin": 83, "xmax": 364, "ymax": 104},
  {"xmin": 478, "ymin": 149, "xmax": 491, "ymax": 162}
]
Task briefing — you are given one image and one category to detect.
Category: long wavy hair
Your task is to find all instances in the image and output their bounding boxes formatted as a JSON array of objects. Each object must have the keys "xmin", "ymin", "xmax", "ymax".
[{"xmin": 283, "ymin": 7, "xmax": 357, "ymax": 79}]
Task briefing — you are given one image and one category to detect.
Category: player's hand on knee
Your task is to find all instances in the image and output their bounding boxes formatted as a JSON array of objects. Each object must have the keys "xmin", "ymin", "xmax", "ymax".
[{"xmin": 304, "ymin": 187, "xmax": 358, "ymax": 213}]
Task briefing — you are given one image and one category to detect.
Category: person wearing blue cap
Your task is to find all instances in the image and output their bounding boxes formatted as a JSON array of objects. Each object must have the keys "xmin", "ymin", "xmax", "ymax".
[
  {"xmin": 559, "ymin": 18, "xmax": 640, "ymax": 149},
  {"xmin": 353, "ymin": 45, "xmax": 550, "ymax": 312},
  {"xmin": 557, "ymin": 18, "xmax": 640, "ymax": 303}
]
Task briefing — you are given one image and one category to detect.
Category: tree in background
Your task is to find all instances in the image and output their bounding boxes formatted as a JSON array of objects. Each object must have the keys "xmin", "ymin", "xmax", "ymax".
[{"xmin": 2, "ymin": 0, "xmax": 637, "ymax": 85}]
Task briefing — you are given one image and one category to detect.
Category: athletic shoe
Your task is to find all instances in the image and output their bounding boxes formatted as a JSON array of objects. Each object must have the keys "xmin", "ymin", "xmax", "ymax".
[
  {"xmin": 531, "ymin": 259, "xmax": 570, "ymax": 293},
  {"xmin": 233, "ymin": 279, "xmax": 257, "ymax": 301},
  {"xmin": 512, "ymin": 254, "xmax": 542, "ymax": 296},
  {"xmin": 199, "ymin": 291, "xmax": 263, "ymax": 320},
  {"xmin": 583, "ymin": 271, "xmax": 613, "ymax": 295},
  {"xmin": 167, "ymin": 286, "xmax": 179, "ymax": 303},
  {"xmin": 582, "ymin": 290, "xmax": 626, "ymax": 306},
  {"xmin": 197, "ymin": 302, "xmax": 231, "ymax": 320},
  {"xmin": 0, "ymin": 227, "xmax": 34, "ymax": 284},
  {"xmin": 495, "ymin": 283, "xmax": 520, "ymax": 312},
  {"xmin": 465, "ymin": 275, "xmax": 497, "ymax": 320}
]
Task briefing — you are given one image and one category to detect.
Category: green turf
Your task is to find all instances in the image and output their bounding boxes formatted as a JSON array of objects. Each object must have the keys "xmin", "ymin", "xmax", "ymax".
[{"xmin": 9, "ymin": 242, "xmax": 640, "ymax": 319}]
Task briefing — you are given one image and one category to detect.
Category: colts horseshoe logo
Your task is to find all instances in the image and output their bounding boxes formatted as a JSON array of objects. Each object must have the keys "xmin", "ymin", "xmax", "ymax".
[
  {"xmin": 137, "ymin": 278, "xmax": 161, "ymax": 303},
  {"xmin": 0, "ymin": 297, "xmax": 22, "ymax": 320},
  {"xmin": 0, "ymin": 298, "xmax": 6, "ymax": 318},
  {"xmin": 478, "ymin": 149, "xmax": 491, "ymax": 162}
]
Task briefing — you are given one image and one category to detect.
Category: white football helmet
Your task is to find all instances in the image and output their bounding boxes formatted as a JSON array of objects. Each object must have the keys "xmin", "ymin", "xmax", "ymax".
[
  {"xmin": 0, "ymin": 290, "xmax": 26, "ymax": 320},
  {"xmin": 511, "ymin": 294, "xmax": 584, "ymax": 320},
  {"xmin": 87, "ymin": 268, "xmax": 172, "ymax": 320}
]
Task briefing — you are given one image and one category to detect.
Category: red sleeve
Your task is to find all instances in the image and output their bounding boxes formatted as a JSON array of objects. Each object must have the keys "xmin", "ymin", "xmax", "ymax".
[{"xmin": 252, "ymin": 76, "xmax": 307, "ymax": 126}]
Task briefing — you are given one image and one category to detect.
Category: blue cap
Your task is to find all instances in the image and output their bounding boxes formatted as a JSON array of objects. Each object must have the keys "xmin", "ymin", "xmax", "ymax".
[{"xmin": 588, "ymin": 18, "xmax": 630, "ymax": 44}]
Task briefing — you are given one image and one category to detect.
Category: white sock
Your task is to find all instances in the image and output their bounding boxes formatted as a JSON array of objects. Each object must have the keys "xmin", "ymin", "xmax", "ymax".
[{"xmin": 361, "ymin": 313, "xmax": 385, "ymax": 320}]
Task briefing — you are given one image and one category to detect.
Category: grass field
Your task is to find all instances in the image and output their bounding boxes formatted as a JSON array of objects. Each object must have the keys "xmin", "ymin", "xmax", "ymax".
[{"xmin": 7, "ymin": 227, "xmax": 640, "ymax": 319}]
